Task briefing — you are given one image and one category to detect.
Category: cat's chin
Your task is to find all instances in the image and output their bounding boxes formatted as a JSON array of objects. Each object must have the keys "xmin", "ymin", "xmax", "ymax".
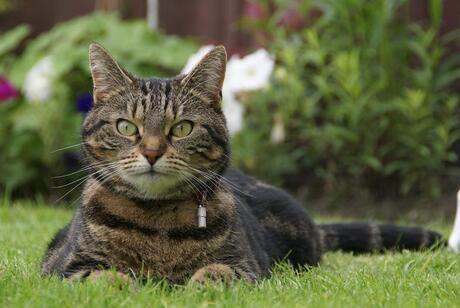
[{"xmin": 122, "ymin": 172, "xmax": 185, "ymax": 200}]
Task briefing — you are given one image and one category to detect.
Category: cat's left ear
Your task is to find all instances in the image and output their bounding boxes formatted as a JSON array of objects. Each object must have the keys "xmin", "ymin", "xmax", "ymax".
[
  {"xmin": 89, "ymin": 42, "xmax": 135, "ymax": 103},
  {"xmin": 182, "ymin": 46, "xmax": 227, "ymax": 105}
]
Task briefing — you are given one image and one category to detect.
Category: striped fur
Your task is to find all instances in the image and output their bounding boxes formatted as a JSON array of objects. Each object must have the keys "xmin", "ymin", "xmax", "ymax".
[
  {"xmin": 41, "ymin": 44, "xmax": 444, "ymax": 283},
  {"xmin": 319, "ymin": 223, "xmax": 444, "ymax": 253}
]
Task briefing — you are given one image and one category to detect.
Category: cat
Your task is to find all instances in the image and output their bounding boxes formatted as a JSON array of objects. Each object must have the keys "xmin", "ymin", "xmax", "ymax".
[{"xmin": 41, "ymin": 43, "xmax": 444, "ymax": 283}]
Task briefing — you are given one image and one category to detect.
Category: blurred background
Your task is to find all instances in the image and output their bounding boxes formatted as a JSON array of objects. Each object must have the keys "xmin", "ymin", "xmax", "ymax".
[{"xmin": 1, "ymin": 0, "xmax": 460, "ymax": 219}]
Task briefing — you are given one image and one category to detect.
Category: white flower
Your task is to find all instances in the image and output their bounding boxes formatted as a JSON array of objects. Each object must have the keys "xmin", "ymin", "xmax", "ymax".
[
  {"xmin": 222, "ymin": 89, "xmax": 244, "ymax": 135},
  {"xmin": 181, "ymin": 46, "xmax": 275, "ymax": 137},
  {"xmin": 270, "ymin": 114, "xmax": 285, "ymax": 144},
  {"xmin": 181, "ymin": 45, "xmax": 215, "ymax": 75},
  {"xmin": 24, "ymin": 56, "xmax": 54, "ymax": 103},
  {"xmin": 224, "ymin": 49, "xmax": 274, "ymax": 93},
  {"xmin": 449, "ymin": 189, "xmax": 460, "ymax": 252}
]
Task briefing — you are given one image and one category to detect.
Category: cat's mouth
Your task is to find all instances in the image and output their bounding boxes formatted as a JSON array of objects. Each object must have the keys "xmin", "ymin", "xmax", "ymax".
[
  {"xmin": 137, "ymin": 169, "xmax": 156, "ymax": 176},
  {"xmin": 122, "ymin": 168, "xmax": 183, "ymax": 199},
  {"xmin": 131, "ymin": 167, "xmax": 171, "ymax": 180}
]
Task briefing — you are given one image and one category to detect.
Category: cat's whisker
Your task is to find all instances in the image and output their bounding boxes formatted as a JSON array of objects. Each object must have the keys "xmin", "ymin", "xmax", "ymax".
[
  {"xmin": 52, "ymin": 165, "xmax": 118, "ymax": 189},
  {"xmin": 54, "ymin": 177, "xmax": 90, "ymax": 204},
  {"xmin": 51, "ymin": 142, "xmax": 86, "ymax": 153},
  {"xmin": 168, "ymin": 167, "xmax": 204, "ymax": 194},
  {"xmin": 180, "ymin": 169, "xmax": 219, "ymax": 198},
  {"xmin": 219, "ymin": 152, "xmax": 236, "ymax": 163},
  {"xmin": 162, "ymin": 157, "xmax": 247, "ymax": 196},
  {"xmin": 93, "ymin": 169, "xmax": 122, "ymax": 188},
  {"xmin": 52, "ymin": 174, "xmax": 92, "ymax": 189},
  {"xmin": 181, "ymin": 176, "xmax": 200, "ymax": 197},
  {"xmin": 205, "ymin": 170, "xmax": 248, "ymax": 193},
  {"xmin": 175, "ymin": 170, "xmax": 204, "ymax": 198},
  {"xmin": 205, "ymin": 170, "xmax": 254, "ymax": 197},
  {"xmin": 66, "ymin": 169, "xmax": 122, "ymax": 207},
  {"xmin": 185, "ymin": 165, "xmax": 253, "ymax": 197},
  {"xmin": 53, "ymin": 157, "xmax": 136, "ymax": 183},
  {"xmin": 206, "ymin": 173, "xmax": 249, "ymax": 198},
  {"xmin": 54, "ymin": 161, "xmax": 124, "ymax": 203},
  {"xmin": 169, "ymin": 162, "xmax": 230, "ymax": 197},
  {"xmin": 53, "ymin": 160, "xmax": 121, "ymax": 179}
]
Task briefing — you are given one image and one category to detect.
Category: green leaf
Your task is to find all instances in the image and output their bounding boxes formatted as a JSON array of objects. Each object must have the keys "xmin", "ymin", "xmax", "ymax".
[{"xmin": 0, "ymin": 24, "xmax": 30, "ymax": 58}]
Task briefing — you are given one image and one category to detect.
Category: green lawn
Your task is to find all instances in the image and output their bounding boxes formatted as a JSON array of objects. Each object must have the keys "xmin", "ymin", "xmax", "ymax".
[{"xmin": 1, "ymin": 201, "xmax": 459, "ymax": 308}]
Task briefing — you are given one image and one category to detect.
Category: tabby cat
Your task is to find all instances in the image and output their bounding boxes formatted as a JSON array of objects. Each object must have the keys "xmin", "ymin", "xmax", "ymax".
[{"xmin": 41, "ymin": 44, "xmax": 443, "ymax": 283}]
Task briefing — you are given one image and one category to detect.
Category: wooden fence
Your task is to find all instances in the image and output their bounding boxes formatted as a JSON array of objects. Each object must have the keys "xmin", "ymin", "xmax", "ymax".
[{"xmin": 0, "ymin": 0, "xmax": 459, "ymax": 55}]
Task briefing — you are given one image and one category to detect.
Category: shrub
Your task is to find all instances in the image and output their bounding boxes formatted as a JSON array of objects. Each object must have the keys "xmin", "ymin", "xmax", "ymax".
[
  {"xmin": 233, "ymin": 0, "xmax": 460, "ymax": 197},
  {"xmin": 0, "ymin": 12, "xmax": 197, "ymax": 198}
]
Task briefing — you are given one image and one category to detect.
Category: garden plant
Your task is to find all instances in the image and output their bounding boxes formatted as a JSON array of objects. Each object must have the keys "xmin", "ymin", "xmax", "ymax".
[{"xmin": 1, "ymin": 1, "xmax": 460, "ymax": 306}]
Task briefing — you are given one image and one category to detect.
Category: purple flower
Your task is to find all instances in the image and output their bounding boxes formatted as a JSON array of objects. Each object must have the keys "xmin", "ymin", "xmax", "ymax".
[
  {"xmin": 277, "ymin": 8, "xmax": 306, "ymax": 30},
  {"xmin": 62, "ymin": 152, "xmax": 81, "ymax": 170},
  {"xmin": 0, "ymin": 75, "xmax": 19, "ymax": 102},
  {"xmin": 76, "ymin": 93, "xmax": 93, "ymax": 113}
]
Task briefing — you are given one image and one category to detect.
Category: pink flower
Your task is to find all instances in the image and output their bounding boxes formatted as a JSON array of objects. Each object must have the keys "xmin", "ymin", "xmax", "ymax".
[
  {"xmin": 244, "ymin": 2, "xmax": 267, "ymax": 21},
  {"xmin": 0, "ymin": 76, "xmax": 18, "ymax": 102}
]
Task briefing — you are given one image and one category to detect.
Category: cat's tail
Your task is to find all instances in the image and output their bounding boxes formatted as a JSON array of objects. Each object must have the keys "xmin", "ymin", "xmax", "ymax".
[{"xmin": 318, "ymin": 223, "xmax": 445, "ymax": 253}]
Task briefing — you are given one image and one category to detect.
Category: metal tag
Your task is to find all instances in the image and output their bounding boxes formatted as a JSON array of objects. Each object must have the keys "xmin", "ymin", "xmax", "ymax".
[{"xmin": 198, "ymin": 204, "xmax": 207, "ymax": 228}]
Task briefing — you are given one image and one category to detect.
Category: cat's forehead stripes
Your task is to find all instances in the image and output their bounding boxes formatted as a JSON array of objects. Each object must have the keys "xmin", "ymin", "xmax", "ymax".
[{"xmin": 135, "ymin": 78, "xmax": 175, "ymax": 117}]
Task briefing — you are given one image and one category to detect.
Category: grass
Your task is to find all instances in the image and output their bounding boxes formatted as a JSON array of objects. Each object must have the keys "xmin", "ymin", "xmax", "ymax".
[{"xmin": 1, "ymin": 200, "xmax": 460, "ymax": 308}]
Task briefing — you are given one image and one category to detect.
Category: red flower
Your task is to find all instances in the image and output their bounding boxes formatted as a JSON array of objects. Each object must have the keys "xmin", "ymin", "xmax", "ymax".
[{"xmin": 0, "ymin": 76, "xmax": 18, "ymax": 102}]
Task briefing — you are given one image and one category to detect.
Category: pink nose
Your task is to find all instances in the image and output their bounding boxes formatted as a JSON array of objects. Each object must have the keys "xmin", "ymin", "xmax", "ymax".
[{"xmin": 142, "ymin": 149, "xmax": 164, "ymax": 165}]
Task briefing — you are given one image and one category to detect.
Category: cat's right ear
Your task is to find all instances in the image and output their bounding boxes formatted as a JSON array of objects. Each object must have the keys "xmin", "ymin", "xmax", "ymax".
[
  {"xmin": 181, "ymin": 46, "xmax": 227, "ymax": 105},
  {"xmin": 89, "ymin": 43, "xmax": 134, "ymax": 103}
]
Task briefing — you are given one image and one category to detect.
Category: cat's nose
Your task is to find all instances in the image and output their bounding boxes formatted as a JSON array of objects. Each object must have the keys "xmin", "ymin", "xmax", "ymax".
[{"xmin": 142, "ymin": 149, "xmax": 164, "ymax": 165}]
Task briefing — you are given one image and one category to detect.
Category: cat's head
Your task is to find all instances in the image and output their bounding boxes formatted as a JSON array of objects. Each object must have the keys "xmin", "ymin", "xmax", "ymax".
[{"xmin": 82, "ymin": 43, "xmax": 229, "ymax": 200}]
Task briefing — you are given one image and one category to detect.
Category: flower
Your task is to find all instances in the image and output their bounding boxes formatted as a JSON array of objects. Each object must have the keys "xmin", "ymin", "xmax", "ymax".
[
  {"xmin": 181, "ymin": 45, "xmax": 245, "ymax": 135},
  {"xmin": 181, "ymin": 47, "xmax": 275, "ymax": 136},
  {"xmin": 76, "ymin": 93, "xmax": 93, "ymax": 113},
  {"xmin": 224, "ymin": 49, "xmax": 274, "ymax": 93},
  {"xmin": 270, "ymin": 114, "xmax": 285, "ymax": 144},
  {"xmin": 449, "ymin": 189, "xmax": 460, "ymax": 252},
  {"xmin": 222, "ymin": 89, "xmax": 244, "ymax": 135},
  {"xmin": 24, "ymin": 56, "xmax": 54, "ymax": 103},
  {"xmin": 181, "ymin": 45, "xmax": 215, "ymax": 75},
  {"xmin": 244, "ymin": 2, "xmax": 267, "ymax": 21},
  {"xmin": 0, "ymin": 76, "xmax": 18, "ymax": 102},
  {"xmin": 278, "ymin": 8, "xmax": 306, "ymax": 30}
]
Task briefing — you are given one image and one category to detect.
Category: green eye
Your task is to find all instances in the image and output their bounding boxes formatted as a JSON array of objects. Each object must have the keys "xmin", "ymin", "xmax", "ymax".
[
  {"xmin": 171, "ymin": 121, "xmax": 193, "ymax": 138},
  {"xmin": 116, "ymin": 119, "xmax": 138, "ymax": 136}
]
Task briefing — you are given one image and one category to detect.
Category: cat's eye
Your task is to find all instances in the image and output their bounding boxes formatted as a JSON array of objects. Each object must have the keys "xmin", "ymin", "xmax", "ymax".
[
  {"xmin": 171, "ymin": 121, "xmax": 193, "ymax": 138},
  {"xmin": 116, "ymin": 119, "xmax": 138, "ymax": 136}
]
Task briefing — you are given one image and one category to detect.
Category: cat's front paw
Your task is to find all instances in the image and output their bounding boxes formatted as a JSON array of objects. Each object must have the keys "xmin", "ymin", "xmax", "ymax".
[
  {"xmin": 189, "ymin": 263, "xmax": 236, "ymax": 284},
  {"xmin": 87, "ymin": 270, "xmax": 132, "ymax": 285}
]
